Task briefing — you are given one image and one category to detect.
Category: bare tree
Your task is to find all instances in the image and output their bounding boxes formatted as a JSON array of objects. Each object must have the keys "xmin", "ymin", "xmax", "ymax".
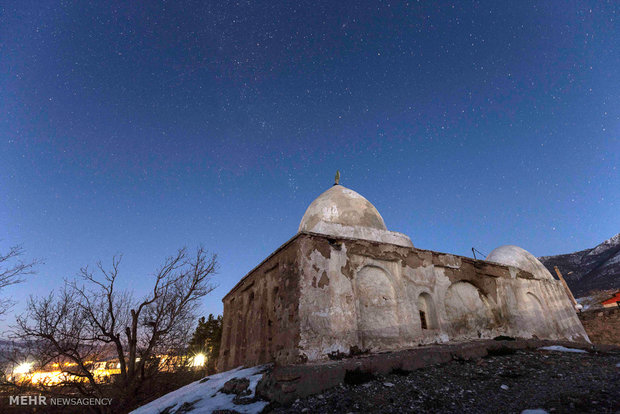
[
  {"xmin": 14, "ymin": 246, "xmax": 217, "ymax": 411},
  {"xmin": 0, "ymin": 245, "xmax": 40, "ymax": 316}
]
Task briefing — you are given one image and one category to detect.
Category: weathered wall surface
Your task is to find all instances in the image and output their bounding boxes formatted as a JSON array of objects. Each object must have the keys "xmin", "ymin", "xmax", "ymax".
[
  {"xmin": 220, "ymin": 233, "xmax": 589, "ymax": 370},
  {"xmin": 218, "ymin": 237, "xmax": 303, "ymax": 371},
  {"xmin": 297, "ymin": 234, "xmax": 589, "ymax": 362},
  {"xmin": 579, "ymin": 307, "xmax": 620, "ymax": 346}
]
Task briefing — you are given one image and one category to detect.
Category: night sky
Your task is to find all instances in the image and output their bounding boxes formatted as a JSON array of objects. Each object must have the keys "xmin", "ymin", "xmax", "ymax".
[{"xmin": 1, "ymin": 1, "xmax": 618, "ymax": 332}]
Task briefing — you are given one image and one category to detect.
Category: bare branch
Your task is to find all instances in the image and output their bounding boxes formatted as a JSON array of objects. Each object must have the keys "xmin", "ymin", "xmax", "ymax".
[
  {"xmin": 12, "ymin": 245, "xmax": 217, "ymax": 407},
  {"xmin": 0, "ymin": 244, "xmax": 42, "ymax": 316}
]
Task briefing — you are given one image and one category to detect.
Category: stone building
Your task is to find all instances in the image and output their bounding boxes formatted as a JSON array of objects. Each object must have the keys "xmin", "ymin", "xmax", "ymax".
[{"xmin": 218, "ymin": 182, "xmax": 589, "ymax": 371}]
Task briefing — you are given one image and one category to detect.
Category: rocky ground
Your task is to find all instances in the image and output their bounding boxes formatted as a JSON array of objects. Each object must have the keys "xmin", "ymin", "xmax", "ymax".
[{"xmin": 269, "ymin": 347, "xmax": 620, "ymax": 414}]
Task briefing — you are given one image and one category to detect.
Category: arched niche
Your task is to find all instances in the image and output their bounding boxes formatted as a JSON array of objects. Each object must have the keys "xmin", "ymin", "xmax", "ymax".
[
  {"xmin": 417, "ymin": 292, "xmax": 438, "ymax": 330},
  {"xmin": 355, "ymin": 266, "xmax": 399, "ymax": 348},
  {"xmin": 444, "ymin": 281, "xmax": 495, "ymax": 336},
  {"xmin": 524, "ymin": 292, "xmax": 548, "ymax": 337}
]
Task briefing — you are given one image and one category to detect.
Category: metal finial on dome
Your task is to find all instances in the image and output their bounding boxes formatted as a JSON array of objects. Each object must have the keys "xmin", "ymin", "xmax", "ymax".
[{"xmin": 334, "ymin": 170, "xmax": 340, "ymax": 186}]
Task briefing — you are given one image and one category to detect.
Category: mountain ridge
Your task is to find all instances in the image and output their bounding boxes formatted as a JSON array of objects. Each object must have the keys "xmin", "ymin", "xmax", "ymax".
[{"xmin": 539, "ymin": 233, "xmax": 620, "ymax": 296}]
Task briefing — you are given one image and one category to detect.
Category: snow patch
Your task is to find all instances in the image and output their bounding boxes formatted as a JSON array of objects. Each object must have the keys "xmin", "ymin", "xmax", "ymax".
[
  {"xmin": 589, "ymin": 233, "xmax": 620, "ymax": 255},
  {"xmin": 521, "ymin": 410, "xmax": 549, "ymax": 414},
  {"xmin": 130, "ymin": 365, "xmax": 269, "ymax": 414},
  {"xmin": 576, "ymin": 296, "xmax": 592, "ymax": 311},
  {"xmin": 606, "ymin": 253, "xmax": 620, "ymax": 265},
  {"xmin": 538, "ymin": 345, "xmax": 587, "ymax": 353}
]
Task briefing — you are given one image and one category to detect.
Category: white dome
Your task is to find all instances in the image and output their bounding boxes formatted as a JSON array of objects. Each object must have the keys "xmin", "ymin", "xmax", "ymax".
[
  {"xmin": 299, "ymin": 185, "xmax": 387, "ymax": 233},
  {"xmin": 486, "ymin": 245, "xmax": 554, "ymax": 280}
]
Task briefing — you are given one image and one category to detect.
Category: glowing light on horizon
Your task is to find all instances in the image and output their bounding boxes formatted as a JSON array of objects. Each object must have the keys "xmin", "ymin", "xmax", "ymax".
[
  {"xmin": 13, "ymin": 362, "xmax": 33, "ymax": 375},
  {"xmin": 191, "ymin": 353, "xmax": 206, "ymax": 367}
]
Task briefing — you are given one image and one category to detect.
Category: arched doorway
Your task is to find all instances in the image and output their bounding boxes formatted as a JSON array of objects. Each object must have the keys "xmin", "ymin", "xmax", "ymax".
[
  {"xmin": 525, "ymin": 292, "xmax": 548, "ymax": 337},
  {"xmin": 417, "ymin": 292, "xmax": 437, "ymax": 330}
]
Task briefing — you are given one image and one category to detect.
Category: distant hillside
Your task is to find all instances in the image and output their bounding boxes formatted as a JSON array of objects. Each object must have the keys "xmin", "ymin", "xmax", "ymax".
[{"xmin": 539, "ymin": 233, "xmax": 620, "ymax": 296}]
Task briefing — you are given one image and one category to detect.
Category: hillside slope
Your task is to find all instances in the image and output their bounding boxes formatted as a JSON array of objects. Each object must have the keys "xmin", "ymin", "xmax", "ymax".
[{"xmin": 539, "ymin": 233, "xmax": 620, "ymax": 296}]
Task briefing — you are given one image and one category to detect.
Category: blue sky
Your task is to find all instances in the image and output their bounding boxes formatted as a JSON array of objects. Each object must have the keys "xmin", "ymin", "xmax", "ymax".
[{"xmin": 1, "ymin": 1, "xmax": 618, "ymax": 331}]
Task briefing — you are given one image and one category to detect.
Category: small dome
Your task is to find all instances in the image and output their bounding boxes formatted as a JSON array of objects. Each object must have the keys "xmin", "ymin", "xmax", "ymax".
[
  {"xmin": 486, "ymin": 245, "xmax": 554, "ymax": 280},
  {"xmin": 299, "ymin": 185, "xmax": 387, "ymax": 233}
]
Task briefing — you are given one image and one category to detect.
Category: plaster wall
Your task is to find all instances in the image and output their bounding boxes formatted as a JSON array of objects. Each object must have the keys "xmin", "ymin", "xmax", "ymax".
[
  {"xmin": 297, "ymin": 234, "xmax": 589, "ymax": 362},
  {"xmin": 220, "ymin": 233, "xmax": 589, "ymax": 370}
]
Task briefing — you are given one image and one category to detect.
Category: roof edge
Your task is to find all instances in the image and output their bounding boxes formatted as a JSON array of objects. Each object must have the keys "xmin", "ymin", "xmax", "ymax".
[{"xmin": 222, "ymin": 232, "xmax": 304, "ymax": 301}]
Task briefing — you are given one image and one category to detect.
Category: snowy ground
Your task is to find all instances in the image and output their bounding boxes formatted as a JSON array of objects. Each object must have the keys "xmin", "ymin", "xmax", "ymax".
[
  {"xmin": 538, "ymin": 345, "xmax": 588, "ymax": 353},
  {"xmin": 130, "ymin": 365, "xmax": 270, "ymax": 414}
]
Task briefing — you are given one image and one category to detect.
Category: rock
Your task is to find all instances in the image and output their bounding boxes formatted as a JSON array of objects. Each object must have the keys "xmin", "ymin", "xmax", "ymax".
[
  {"xmin": 384, "ymin": 382, "xmax": 395, "ymax": 387},
  {"xmin": 220, "ymin": 377, "xmax": 251, "ymax": 396},
  {"xmin": 500, "ymin": 384, "xmax": 509, "ymax": 390}
]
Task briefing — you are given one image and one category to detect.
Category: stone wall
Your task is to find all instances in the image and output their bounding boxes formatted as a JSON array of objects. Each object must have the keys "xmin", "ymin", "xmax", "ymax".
[
  {"xmin": 218, "ymin": 236, "xmax": 303, "ymax": 371},
  {"xmin": 219, "ymin": 232, "xmax": 589, "ymax": 371},
  {"xmin": 579, "ymin": 307, "xmax": 620, "ymax": 346}
]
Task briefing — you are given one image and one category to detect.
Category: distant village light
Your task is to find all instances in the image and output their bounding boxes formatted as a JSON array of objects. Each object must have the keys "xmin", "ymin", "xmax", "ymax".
[
  {"xmin": 192, "ymin": 353, "xmax": 206, "ymax": 367},
  {"xmin": 13, "ymin": 362, "xmax": 33, "ymax": 375}
]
